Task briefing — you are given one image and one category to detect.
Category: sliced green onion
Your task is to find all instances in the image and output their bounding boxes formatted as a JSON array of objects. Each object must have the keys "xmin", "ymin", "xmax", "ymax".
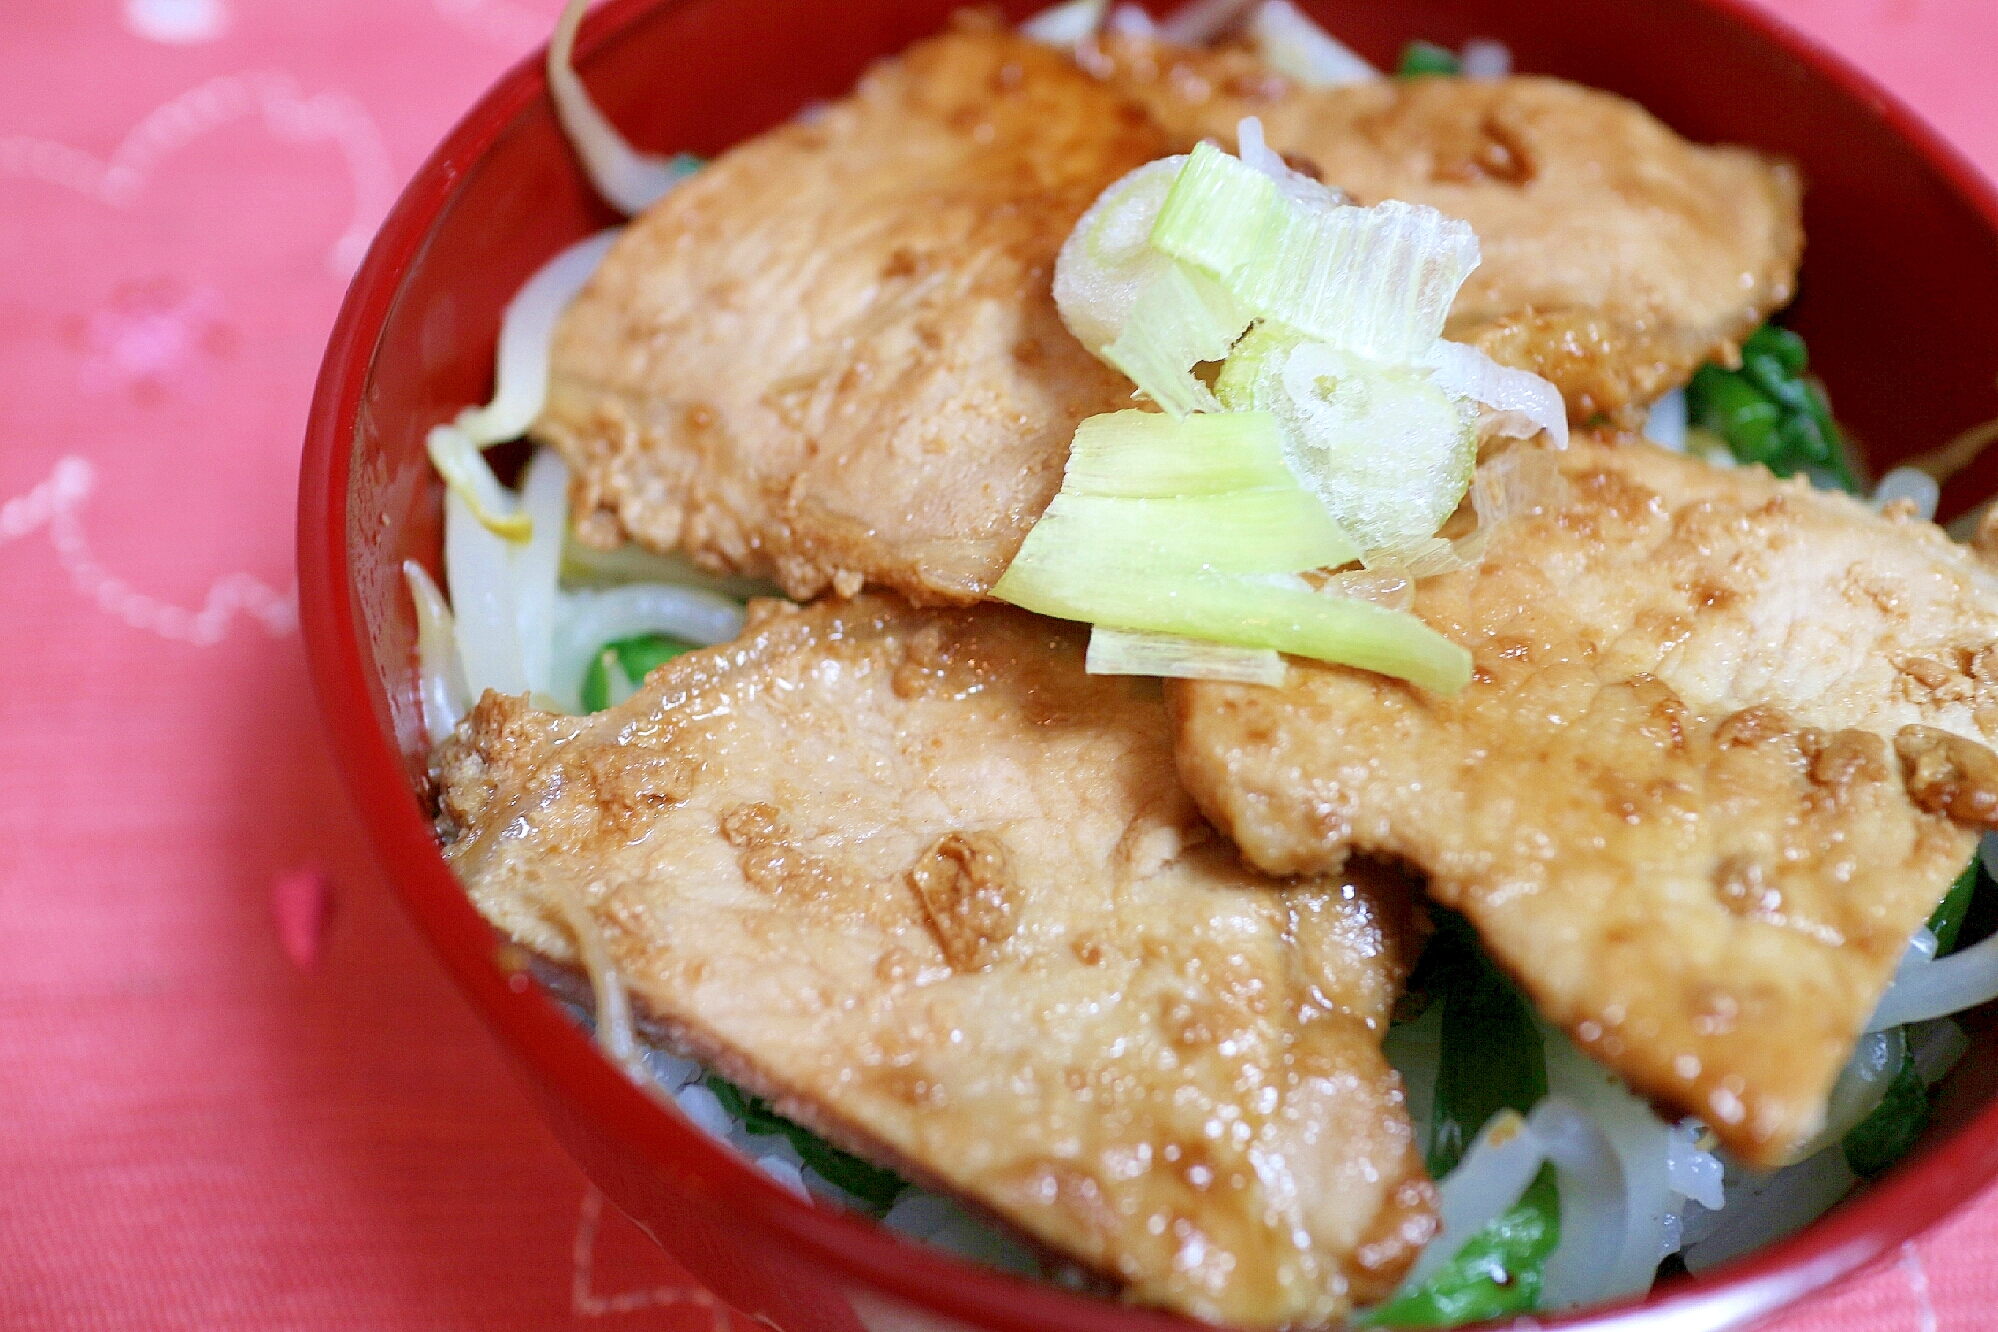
[
  {"xmin": 1025, "ymin": 489, "xmax": 1358, "ymax": 578},
  {"xmin": 994, "ymin": 556, "xmax": 1471, "ymax": 695},
  {"xmin": 428, "ymin": 424, "xmax": 532, "ymax": 541},
  {"xmin": 1054, "ymin": 157, "xmax": 1192, "ymax": 362},
  {"xmin": 1085, "ymin": 625, "xmax": 1285, "ymax": 685},
  {"xmin": 1062, "ymin": 409, "xmax": 1299, "ymax": 497},
  {"xmin": 1152, "ymin": 143, "xmax": 1479, "ymax": 365},
  {"xmin": 1217, "ymin": 323, "xmax": 1476, "ymax": 551},
  {"xmin": 1101, "ymin": 261, "xmax": 1251, "ymax": 416},
  {"xmin": 1397, "ymin": 40, "xmax": 1462, "ymax": 77},
  {"xmin": 1686, "ymin": 325, "xmax": 1857, "ymax": 490}
]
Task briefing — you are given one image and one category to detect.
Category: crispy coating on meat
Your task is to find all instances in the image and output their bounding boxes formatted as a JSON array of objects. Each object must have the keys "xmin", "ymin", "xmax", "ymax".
[
  {"xmin": 1170, "ymin": 436, "xmax": 1998, "ymax": 1166},
  {"xmin": 435, "ymin": 595, "xmax": 1436, "ymax": 1325},
  {"xmin": 536, "ymin": 28, "xmax": 1165, "ymax": 604},
  {"xmin": 1084, "ymin": 37, "xmax": 1803, "ymax": 424}
]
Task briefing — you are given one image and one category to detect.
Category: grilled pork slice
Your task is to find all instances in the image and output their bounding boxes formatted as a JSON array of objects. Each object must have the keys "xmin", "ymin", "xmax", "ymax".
[
  {"xmin": 1171, "ymin": 436, "xmax": 1998, "ymax": 1166},
  {"xmin": 434, "ymin": 595, "xmax": 1437, "ymax": 1325},
  {"xmin": 536, "ymin": 27, "xmax": 1164, "ymax": 605},
  {"xmin": 1087, "ymin": 37, "xmax": 1802, "ymax": 425}
]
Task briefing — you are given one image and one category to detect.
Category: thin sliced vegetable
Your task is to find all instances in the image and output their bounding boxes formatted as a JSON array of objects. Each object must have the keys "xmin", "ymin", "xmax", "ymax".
[
  {"xmin": 994, "ymin": 555, "xmax": 1472, "ymax": 694},
  {"xmin": 1085, "ymin": 625, "xmax": 1285, "ymax": 684},
  {"xmin": 1101, "ymin": 261, "xmax": 1250, "ymax": 415},
  {"xmin": 580, "ymin": 632, "xmax": 696, "ymax": 712},
  {"xmin": 1023, "ymin": 489, "xmax": 1358, "ymax": 577},
  {"xmin": 404, "ymin": 560, "xmax": 470, "ymax": 739},
  {"xmin": 1369, "ymin": 1162, "xmax": 1558, "ymax": 1327},
  {"xmin": 1053, "ymin": 157, "xmax": 1192, "ymax": 362},
  {"xmin": 1248, "ymin": 0, "xmax": 1379, "ymax": 87},
  {"xmin": 549, "ymin": 0, "xmax": 703, "ymax": 215},
  {"xmin": 454, "ymin": 230, "xmax": 620, "ymax": 447},
  {"xmin": 444, "ymin": 487, "xmax": 528, "ymax": 698},
  {"xmin": 705, "ymin": 1075, "xmax": 908, "ymax": 1214},
  {"xmin": 1423, "ymin": 338, "xmax": 1568, "ymax": 448},
  {"xmin": 551, "ymin": 583, "xmax": 744, "ymax": 713},
  {"xmin": 1929, "ymin": 856, "xmax": 1981, "ymax": 955},
  {"xmin": 1217, "ymin": 323, "xmax": 1476, "ymax": 551},
  {"xmin": 1428, "ymin": 913, "xmax": 1547, "ymax": 1177},
  {"xmin": 428, "ymin": 424, "xmax": 531, "ymax": 541},
  {"xmin": 1062, "ymin": 409, "xmax": 1297, "ymax": 496},
  {"xmin": 1157, "ymin": 0, "xmax": 1255, "ymax": 44},
  {"xmin": 1867, "ymin": 928, "xmax": 1998, "ymax": 1031},
  {"xmin": 1153, "ymin": 142, "xmax": 1479, "ymax": 364},
  {"xmin": 1841, "ymin": 1042, "xmax": 1929, "ymax": 1177},
  {"xmin": 513, "ymin": 448, "xmax": 571, "ymax": 697}
]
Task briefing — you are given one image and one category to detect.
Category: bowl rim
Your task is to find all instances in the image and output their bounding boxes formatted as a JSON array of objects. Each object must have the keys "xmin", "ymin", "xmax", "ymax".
[{"xmin": 297, "ymin": 2, "xmax": 1998, "ymax": 1329}]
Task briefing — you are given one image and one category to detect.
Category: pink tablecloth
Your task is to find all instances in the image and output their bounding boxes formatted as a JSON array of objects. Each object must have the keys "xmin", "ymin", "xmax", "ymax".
[{"xmin": 2, "ymin": 1, "xmax": 1993, "ymax": 1328}]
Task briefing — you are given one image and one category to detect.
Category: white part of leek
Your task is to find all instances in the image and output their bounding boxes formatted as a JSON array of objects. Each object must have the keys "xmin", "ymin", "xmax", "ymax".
[
  {"xmin": 1158, "ymin": 0, "xmax": 1255, "ymax": 44},
  {"xmin": 1101, "ymin": 261, "xmax": 1249, "ymax": 415},
  {"xmin": 1235, "ymin": 116, "xmax": 1342, "ymax": 210},
  {"xmin": 1154, "ymin": 144, "xmax": 1480, "ymax": 365},
  {"xmin": 549, "ymin": 0, "xmax": 701, "ymax": 216},
  {"xmin": 1320, "ymin": 566, "xmax": 1414, "ymax": 611},
  {"xmin": 404, "ymin": 559, "xmax": 470, "ymax": 740},
  {"xmin": 1106, "ymin": 3, "xmax": 1156, "ymax": 36},
  {"xmin": 513, "ymin": 449, "xmax": 571, "ymax": 697},
  {"xmin": 1872, "ymin": 466, "xmax": 1940, "ymax": 522},
  {"xmin": 429, "ymin": 423, "xmax": 531, "ymax": 541},
  {"xmin": 1053, "ymin": 156, "xmax": 1190, "ymax": 358},
  {"xmin": 1397, "ymin": 1110, "xmax": 1547, "ymax": 1291},
  {"xmin": 1424, "ymin": 339, "xmax": 1569, "ymax": 448},
  {"xmin": 455, "ymin": 230, "xmax": 619, "ymax": 447},
  {"xmin": 551, "ymin": 583, "xmax": 744, "ymax": 713},
  {"xmin": 1867, "ymin": 928, "xmax": 1998, "ymax": 1031},
  {"xmin": 445, "ymin": 486, "xmax": 528, "ymax": 699},
  {"xmin": 1644, "ymin": 388, "xmax": 1689, "ymax": 452},
  {"xmin": 1021, "ymin": 0, "xmax": 1107, "ymax": 44},
  {"xmin": 1248, "ymin": 0, "xmax": 1379, "ymax": 87},
  {"xmin": 1460, "ymin": 37, "xmax": 1513, "ymax": 79},
  {"xmin": 1086, "ymin": 625, "xmax": 1285, "ymax": 685}
]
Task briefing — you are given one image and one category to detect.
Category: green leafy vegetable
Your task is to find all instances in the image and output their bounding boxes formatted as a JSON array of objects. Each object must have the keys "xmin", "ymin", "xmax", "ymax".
[
  {"xmin": 1396, "ymin": 41, "xmax": 1461, "ymax": 77},
  {"xmin": 1425, "ymin": 913, "xmax": 1548, "ymax": 1177},
  {"xmin": 1364, "ymin": 912, "xmax": 1560, "ymax": 1327},
  {"xmin": 1841, "ymin": 1041, "xmax": 1930, "ymax": 1178},
  {"xmin": 579, "ymin": 633, "xmax": 696, "ymax": 712},
  {"xmin": 1365, "ymin": 1168, "xmax": 1560, "ymax": 1328},
  {"xmin": 1929, "ymin": 856, "xmax": 1981, "ymax": 956},
  {"xmin": 1686, "ymin": 324, "xmax": 1858, "ymax": 490},
  {"xmin": 704, "ymin": 1075, "xmax": 909, "ymax": 1214}
]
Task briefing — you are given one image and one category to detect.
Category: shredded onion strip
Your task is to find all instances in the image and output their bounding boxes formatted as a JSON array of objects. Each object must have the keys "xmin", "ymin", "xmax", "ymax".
[
  {"xmin": 1085, "ymin": 625, "xmax": 1285, "ymax": 685},
  {"xmin": 1247, "ymin": 0, "xmax": 1379, "ymax": 88},
  {"xmin": 455, "ymin": 230, "xmax": 620, "ymax": 447},
  {"xmin": 550, "ymin": 0, "xmax": 702, "ymax": 215},
  {"xmin": 403, "ymin": 560, "xmax": 470, "ymax": 738},
  {"xmin": 1020, "ymin": 0, "xmax": 1107, "ymax": 44}
]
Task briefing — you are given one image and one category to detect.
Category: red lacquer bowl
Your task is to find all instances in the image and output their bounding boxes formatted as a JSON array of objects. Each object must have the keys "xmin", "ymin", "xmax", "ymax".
[{"xmin": 298, "ymin": 2, "xmax": 1998, "ymax": 1328}]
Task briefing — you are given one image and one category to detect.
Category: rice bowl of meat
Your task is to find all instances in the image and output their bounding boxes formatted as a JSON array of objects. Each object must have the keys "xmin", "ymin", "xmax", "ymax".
[{"xmin": 291, "ymin": 2, "xmax": 1998, "ymax": 1332}]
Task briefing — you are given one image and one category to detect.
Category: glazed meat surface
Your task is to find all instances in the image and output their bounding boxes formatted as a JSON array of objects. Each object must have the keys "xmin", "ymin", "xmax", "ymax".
[
  {"xmin": 1171, "ymin": 437, "xmax": 1998, "ymax": 1166},
  {"xmin": 435, "ymin": 595, "xmax": 1436, "ymax": 1325},
  {"xmin": 1088, "ymin": 37, "xmax": 1803, "ymax": 424},
  {"xmin": 537, "ymin": 28, "xmax": 1164, "ymax": 605}
]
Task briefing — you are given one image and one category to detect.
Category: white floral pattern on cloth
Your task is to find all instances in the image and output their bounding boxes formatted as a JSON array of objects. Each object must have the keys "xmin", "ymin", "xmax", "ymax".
[
  {"xmin": 123, "ymin": 0, "xmax": 231, "ymax": 45},
  {"xmin": 0, "ymin": 456, "xmax": 296, "ymax": 645},
  {"xmin": 0, "ymin": 69, "xmax": 394, "ymax": 279},
  {"xmin": 435, "ymin": 0, "xmax": 569, "ymax": 53},
  {"xmin": 572, "ymin": 1187, "xmax": 732, "ymax": 1325}
]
